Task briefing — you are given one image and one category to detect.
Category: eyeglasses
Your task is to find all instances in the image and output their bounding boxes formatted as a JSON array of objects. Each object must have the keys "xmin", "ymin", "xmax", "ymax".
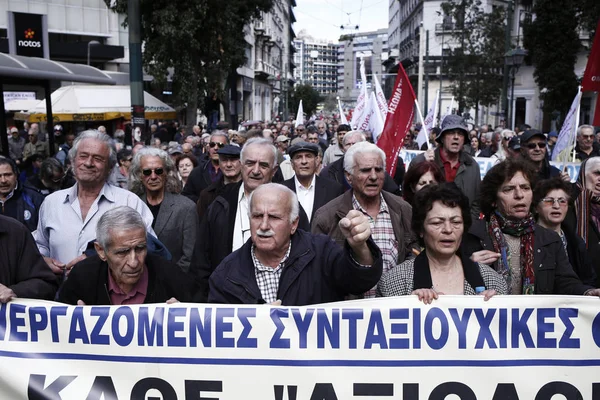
[
  {"xmin": 142, "ymin": 168, "xmax": 164, "ymax": 176},
  {"xmin": 209, "ymin": 142, "xmax": 225, "ymax": 148},
  {"xmin": 540, "ymin": 197, "xmax": 568, "ymax": 206},
  {"xmin": 526, "ymin": 142, "xmax": 546, "ymax": 149}
]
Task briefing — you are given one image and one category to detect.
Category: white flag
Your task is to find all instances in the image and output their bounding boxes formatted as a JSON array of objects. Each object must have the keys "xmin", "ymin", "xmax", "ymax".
[
  {"xmin": 369, "ymin": 92, "xmax": 385, "ymax": 143},
  {"xmin": 373, "ymin": 73, "xmax": 388, "ymax": 122},
  {"xmin": 551, "ymin": 87, "xmax": 582, "ymax": 162},
  {"xmin": 350, "ymin": 58, "xmax": 368, "ymax": 129},
  {"xmin": 295, "ymin": 100, "xmax": 304, "ymax": 127},
  {"xmin": 418, "ymin": 90, "xmax": 439, "ymax": 149},
  {"xmin": 441, "ymin": 96, "xmax": 455, "ymax": 125},
  {"xmin": 337, "ymin": 98, "xmax": 348, "ymax": 125}
]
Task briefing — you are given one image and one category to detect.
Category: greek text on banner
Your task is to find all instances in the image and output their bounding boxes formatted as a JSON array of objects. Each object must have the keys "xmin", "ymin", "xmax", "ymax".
[{"xmin": 2, "ymin": 296, "xmax": 600, "ymax": 399}]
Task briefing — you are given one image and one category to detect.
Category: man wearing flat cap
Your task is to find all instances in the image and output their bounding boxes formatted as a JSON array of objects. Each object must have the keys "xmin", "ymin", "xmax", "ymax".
[
  {"xmin": 409, "ymin": 114, "xmax": 481, "ymax": 215},
  {"xmin": 520, "ymin": 129, "xmax": 567, "ymax": 181},
  {"xmin": 282, "ymin": 143, "xmax": 343, "ymax": 222},
  {"xmin": 196, "ymin": 144, "xmax": 243, "ymax": 220}
]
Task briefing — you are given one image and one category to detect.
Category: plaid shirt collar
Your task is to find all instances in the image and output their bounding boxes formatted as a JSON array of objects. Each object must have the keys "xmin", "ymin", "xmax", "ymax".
[
  {"xmin": 351, "ymin": 192, "xmax": 388, "ymax": 217},
  {"xmin": 251, "ymin": 241, "xmax": 292, "ymax": 272}
]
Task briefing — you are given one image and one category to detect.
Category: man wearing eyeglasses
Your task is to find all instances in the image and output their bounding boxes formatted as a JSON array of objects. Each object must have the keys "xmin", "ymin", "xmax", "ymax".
[
  {"xmin": 575, "ymin": 125, "xmax": 600, "ymax": 162},
  {"xmin": 181, "ymin": 131, "xmax": 229, "ymax": 203},
  {"xmin": 519, "ymin": 129, "xmax": 568, "ymax": 181},
  {"xmin": 22, "ymin": 127, "xmax": 49, "ymax": 161}
]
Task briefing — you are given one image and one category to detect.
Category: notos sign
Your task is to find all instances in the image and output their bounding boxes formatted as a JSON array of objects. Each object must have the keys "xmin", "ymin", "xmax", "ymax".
[{"xmin": 9, "ymin": 12, "xmax": 48, "ymax": 58}]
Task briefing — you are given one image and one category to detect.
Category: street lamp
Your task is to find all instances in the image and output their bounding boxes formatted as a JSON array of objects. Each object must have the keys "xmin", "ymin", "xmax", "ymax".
[
  {"xmin": 87, "ymin": 40, "xmax": 101, "ymax": 66},
  {"xmin": 504, "ymin": 47, "xmax": 527, "ymax": 129}
]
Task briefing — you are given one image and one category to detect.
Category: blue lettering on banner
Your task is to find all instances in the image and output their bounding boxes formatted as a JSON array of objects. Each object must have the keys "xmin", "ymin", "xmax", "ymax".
[
  {"xmin": 68, "ymin": 307, "xmax": 89, "ymax": 344},
  {"xmin": 138, "ymin": 306, "xmax": 164, "ymax": 346},
  {"xmin": 112, "ymin": 307, "xmax": 134, "ymax": 346},
  {"xmin": 341, "ymin": 309, "xmax": 363, "ymax": 349},
  {"xmin": 90, "ymin": 307, "xmax": 110, "ymax": 345},
  {"xmin": 291, "ymin": 308, "xmax": 314, "ymax": 349},
  {"xmin": 167, "ymin": 307, "xmax": 187, "ymax": 347},
  {"xmin": 270, "ymin": 308, "xmax": 290, "ymax": 349},
  {"xmin": 424, "ymin": 308, "xmax": 449, "ymax": 350},
  {"xmin": 318, "ymin": 309, "xmax": 340, "ymax": 349},
  {"xmin": 28, "ymin": 307, "xmax": 48, "ymax": 342},
  {"xmin": 215, "ymin": 308, "xmax": 235, "ymax": 348},
  {"xmin": 449, "ymin": 308, "xmax": 472, "ymax": 349},
  {"xmin": 0, "ymin": 304, "xmax": 591, "ymax": 351},
  {"xmin": 9, "ymin": 303, "xmax": 27, "ymax": 342},
  {"xmin": 237, "ymin": 307, "xmax": 257, "ymax": 348},
  {"xmin": 189, "ymin": 307, "xmax": 211, "ymax": 347}
]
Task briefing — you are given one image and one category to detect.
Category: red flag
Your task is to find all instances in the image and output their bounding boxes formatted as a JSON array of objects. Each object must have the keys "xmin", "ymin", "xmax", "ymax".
[
  {"xmin": 582, "ymin": 18, "xmax": 600, "ymax": 93},
  {"xmin": 377, "ymin": 63, "xmax": 416, "ymax": 177}
]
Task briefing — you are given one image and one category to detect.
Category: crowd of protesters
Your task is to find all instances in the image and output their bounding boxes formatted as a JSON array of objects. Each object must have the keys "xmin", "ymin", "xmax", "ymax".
[{"xmin": 1, "ymin": 115, "xmax": 600, "ymax": 307}]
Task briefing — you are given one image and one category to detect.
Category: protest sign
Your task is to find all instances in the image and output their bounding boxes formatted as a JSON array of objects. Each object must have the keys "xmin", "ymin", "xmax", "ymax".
[{"xmin": 1, "ymin": 297, "xmax": 600, "ymax": 399}]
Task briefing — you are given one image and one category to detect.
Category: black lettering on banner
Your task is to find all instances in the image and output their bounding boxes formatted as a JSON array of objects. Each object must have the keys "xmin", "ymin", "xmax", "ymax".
[
  {"xmin": 429, "ymin": 382, "xmax": 476, "ymax": 400},
  {"xmin": 403, "ymin": 383, "xmax": 419, "ymax": 399},
  {"xmin": 309, "ymin": 383, "xmax": 338, "ymax": 400},
  {"xmin": 534, "ymin": 382, "xmax": 582, "ymax": 400},
  {"xmin": 353, "ymin": 383, "xmax": 394, "ymax": 396},
  {"xmin": 27, "ymin": 374, "xmax": 77, "ymax": 400},
  {"xmin": 85, "ymin": 376, "xmax": 118, "ymax": 400},
  {"xmin": 273, "ymin": 385, "xmax": 298, "ymax": 400},
  {"xmin": 130, "ymin": 378, "xmax": 177, "ymax": 400},
  {"xmin": 492, "ymin": 383, "xmax": 520, "ymax": 400},
  {"xmin": 185, "ymin": 380, "xmax": 223, "ymax": 400}
]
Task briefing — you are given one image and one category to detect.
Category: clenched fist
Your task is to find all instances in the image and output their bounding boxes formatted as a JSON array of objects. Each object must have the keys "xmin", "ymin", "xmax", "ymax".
[{"xmin": 339, "ymin": 210, "xmax": 373, "ymax": 265}]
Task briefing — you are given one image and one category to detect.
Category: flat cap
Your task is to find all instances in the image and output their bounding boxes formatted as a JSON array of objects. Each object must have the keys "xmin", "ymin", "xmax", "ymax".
[
  {"xmin": 217, "ymin": 144, "xmax": 241, "ymax": 157},
  {"xmin": 288, "ymin": 142, "xmax": 320, "ymax": 157},
  {"xmin": 520, "ymin": 129, "xmax": 545, "ymax": 143}
]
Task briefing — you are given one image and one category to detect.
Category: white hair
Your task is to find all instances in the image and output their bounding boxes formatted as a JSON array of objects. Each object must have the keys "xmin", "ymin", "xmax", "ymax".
[
  {"xmin": 578, "ymin": 124, "xmax": 595, "ymax": 137},
  {"xmin": 343, "ymin": 141, "xmax": 386, "ymax": 174},
  {"xmin": 248, "ymin": 183, "xmax": 299, "ymax": 223},
  {"xmin": 241, "ymin": 137, "xmax": 278, "ymax": 167},
  {"xmin": 69, "ymin": 130, "xmax": 117, "ymax": 171},
  {"xmin": 96, "ymin": 206, "xmax": 146, "ymax": 249}
]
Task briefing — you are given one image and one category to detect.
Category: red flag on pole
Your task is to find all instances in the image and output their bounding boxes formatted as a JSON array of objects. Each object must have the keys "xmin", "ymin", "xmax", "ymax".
[
  {"xmin": 582, "ymin": 19, "xmax": 600, "ymax": 125},
  {"xmin": 377, "ymin": 63, "xmax": 416, "ymax": 177}
]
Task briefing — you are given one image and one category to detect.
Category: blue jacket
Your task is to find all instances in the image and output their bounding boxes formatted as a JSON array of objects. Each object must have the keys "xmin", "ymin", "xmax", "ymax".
[
  {"xmin": 208, "ymin": 229, "xmax": 383, "ymax": 305},
  {"xmin": 0, "ymin": 184, "xmax": 45, "ymax": 232}
]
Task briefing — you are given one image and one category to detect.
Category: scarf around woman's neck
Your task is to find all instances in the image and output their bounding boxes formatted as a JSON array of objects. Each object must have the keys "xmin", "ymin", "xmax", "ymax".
[{"xmin": 488, "ymin": 211, "xmax": 535, "ymax": 294}]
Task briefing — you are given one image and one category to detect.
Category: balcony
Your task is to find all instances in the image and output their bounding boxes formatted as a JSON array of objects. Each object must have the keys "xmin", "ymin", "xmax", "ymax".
[
  {"xmin": 435, "ymin": 23, "xmax": 459, "ymax": 33},
  {"xmin": 255, "ymin": 59, "xmax": 278, "ymax": 80}
]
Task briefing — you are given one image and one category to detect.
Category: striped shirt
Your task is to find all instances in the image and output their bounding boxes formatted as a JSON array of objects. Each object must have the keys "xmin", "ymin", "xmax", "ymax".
[{"xmin": 352, "ymin": 194, "xmax": 398, "ymax": 298}]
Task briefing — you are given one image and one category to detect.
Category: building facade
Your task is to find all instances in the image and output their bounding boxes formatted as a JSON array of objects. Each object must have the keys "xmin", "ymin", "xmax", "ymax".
[
  {"xmin": 337, "ymin": 28, "xmax": 389, "ymax": 106},
  {"xmin": 387, "ymin": 0, "xmax": 597, "ymax": 131},
  {"xmin": 292, "ymin": 33, "xmax": 339, "ymax": 96}
]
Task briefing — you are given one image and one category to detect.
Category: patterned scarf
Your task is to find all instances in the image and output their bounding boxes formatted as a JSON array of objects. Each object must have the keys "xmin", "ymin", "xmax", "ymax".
[
  {"xmin": 575, "ymin": 158, "xmax": 600, "ymax": 247},
  {"xmin": 488, "ymin": 211, "xmax": 536, "ymax": 294}
]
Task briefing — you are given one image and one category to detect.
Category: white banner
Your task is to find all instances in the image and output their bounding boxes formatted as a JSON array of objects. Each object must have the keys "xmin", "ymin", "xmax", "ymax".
[
  {"xmin": 1, "ymin": 297, "xmax": 600, "ymax": 399},
  {"xmin": 350, "ymin": 58, "xmax": 369, "ymax": 130},
  {"xmin": 400, "ymin": 149, "xmax": 582, "ymax": 182},
  {"xmin": 295, "ymin": 100, "xmax": 304, "ymax": 127},
  {"xmin": 551, "ymin": 87, "xmax": 582, "ymax": 162},
  {"xmin": 418, "ymin": 90, "xmax": 439, "ymax": 149},
  {"xmin": 373, "ymin": 73, "xmax": 388, "ymax": 122}
]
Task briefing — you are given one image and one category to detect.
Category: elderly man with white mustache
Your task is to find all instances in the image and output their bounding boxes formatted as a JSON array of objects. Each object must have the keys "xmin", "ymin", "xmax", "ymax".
[{"xmin": 208, "ymin": 183, "xmax": 383, "ymax": 305}]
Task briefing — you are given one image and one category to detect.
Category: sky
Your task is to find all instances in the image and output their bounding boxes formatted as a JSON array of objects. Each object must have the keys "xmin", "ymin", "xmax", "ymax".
[{"xmin": 293, "ymin": 0, "xmax": 389, "ymax": 42}]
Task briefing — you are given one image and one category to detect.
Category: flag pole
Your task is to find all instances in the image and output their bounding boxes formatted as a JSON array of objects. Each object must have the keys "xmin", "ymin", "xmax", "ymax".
[
  {"xmin": 414, "ymin": 99, "xmax": 431, "ymax": 149},
  {"xmin": 570, "ymin": 86, "xmax": 582, "ymax": 163}
]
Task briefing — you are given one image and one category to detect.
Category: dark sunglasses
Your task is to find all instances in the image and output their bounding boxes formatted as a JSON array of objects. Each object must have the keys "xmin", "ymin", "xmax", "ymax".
[
  {"xmin": 142, "ymin": 168, "xmax": 164, "ymax": 176},
  {"xmin": 526, "ymin": 142, "xmax": 546, "ymax": 149},
  {"xmin": 209, "ymin": 142, "xmax": 225, "ymax": 148}
]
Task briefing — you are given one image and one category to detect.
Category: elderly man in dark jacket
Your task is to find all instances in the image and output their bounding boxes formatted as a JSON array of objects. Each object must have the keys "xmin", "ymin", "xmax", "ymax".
[
  {"xmin": 59, "ymin": 206, "xmax": 194, "ymax": 305},
  {"xmin": 0, "ymin": 215, "xmax": 58, "ymax": 302},
  {"xmin": 409, "ymin": 115, "xmax": 481, "ymax": 215},
  {"xmin": 208, "ymin": 183, "xmax": 383, "ymax": 305}
]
